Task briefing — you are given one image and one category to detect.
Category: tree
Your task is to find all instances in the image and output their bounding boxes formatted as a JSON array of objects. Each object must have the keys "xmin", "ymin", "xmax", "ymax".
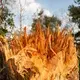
[
  {"xmin": 19, "ymin": 0, "xmax": 23, "ymax": 31},
  {"xmin": 0, "ymin": 0, "xmax": 15, "ymax": 36},
  {"xmin": 69, "ymin": 0, "xmax": 80, "ymax": 74},
  {"xmin": 68, "ymin": 5, "xmax": 80, "ymax": 28},
  {"xmin": 74, "ymin": 0, "xmax": 80, "ymax": 4},
  {"xmin": 68, "ymin": 0, "xmax": 80, "ymax": 28},
  {"xmin": 68, "ymin": 0, "xmax": 80, "ymax": 43},
  {"xmin": 32, "ymin": 10, "xmax": 61, "ymax": 31}
]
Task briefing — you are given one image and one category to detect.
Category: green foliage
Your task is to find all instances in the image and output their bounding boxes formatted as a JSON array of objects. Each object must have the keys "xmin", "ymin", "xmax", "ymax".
[
  {"xmin": 68, "ymin": 0, "xmax": 80, "ymax": 28},
  {"xmin": 0, "ymin": 7, "xmax": 14, "ymax": 26},
  {"xmin": 68, "ymin": 5, "xmax": 80, "ymax": 28},
  {"xmin": 0, "ymin": 28, "xmax": 8, "ymax": 36},
  {"xmin": 32, "ymin": 10, "xmax": 61, "ymax": 31},
  {"xmin": 74, "ymin": 0, "xmax": 80, "ymax": 4},
  {"xmin": 43, "ymin": 15, "xmax": 61, "ymax": 28},
  {"xmin": 0, "ymin": 0, "xmax": 15, "ymax": 36}
]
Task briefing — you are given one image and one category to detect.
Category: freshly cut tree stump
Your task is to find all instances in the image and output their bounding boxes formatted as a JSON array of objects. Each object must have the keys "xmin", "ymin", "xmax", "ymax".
[{"xmin": 0, "ymin": 22, "xmax": 79, "ymax": 80}]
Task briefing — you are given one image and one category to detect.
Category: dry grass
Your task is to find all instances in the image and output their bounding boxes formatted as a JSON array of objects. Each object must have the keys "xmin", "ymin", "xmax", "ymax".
[{"xmin": 0, "ymin": 22, "xmax": 78, "ymax": 80}]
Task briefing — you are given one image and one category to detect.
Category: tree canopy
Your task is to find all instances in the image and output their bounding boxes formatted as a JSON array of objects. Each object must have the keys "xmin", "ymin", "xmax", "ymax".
[
  {"xmin": 74, "ymin": 0, "xmax": 80, "ymax": 4},
  {"xmin": 32, "ymin": 10, "xmax": 61, "ymax": 31},
  {"xmin": 0, "ymin": 0, "xmax": 15, "ymax": 36},
  {"xmin": 68, "ymin": 0, "xmax": 80, "ymax": 28}
]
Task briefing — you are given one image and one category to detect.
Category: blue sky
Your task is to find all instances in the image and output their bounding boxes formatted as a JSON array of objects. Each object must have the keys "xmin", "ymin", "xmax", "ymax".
[
  {"xmin": 37, "ymin": 0, "xmax": 75, "ymax": 15},
  {"xmin": 14, "ymin": 0, "xmax": 76, "ymax": 31}
]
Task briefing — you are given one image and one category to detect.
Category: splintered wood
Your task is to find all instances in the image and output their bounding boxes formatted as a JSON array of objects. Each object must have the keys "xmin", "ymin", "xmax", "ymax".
[{"xmin": 0, "ymin": 22, "xmax": 79, "ymax": 80}]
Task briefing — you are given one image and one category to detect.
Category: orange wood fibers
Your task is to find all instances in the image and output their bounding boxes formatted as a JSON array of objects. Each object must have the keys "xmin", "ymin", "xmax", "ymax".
[{"xmin": 0, "ymin": 22, "xmax": 78, "ymax": 80}]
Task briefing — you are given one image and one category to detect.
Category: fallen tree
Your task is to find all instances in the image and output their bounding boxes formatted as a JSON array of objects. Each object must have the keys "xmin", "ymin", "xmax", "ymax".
[{"xmin": 0, "ymin": 22, "xmax": 79, "ymax": 80}]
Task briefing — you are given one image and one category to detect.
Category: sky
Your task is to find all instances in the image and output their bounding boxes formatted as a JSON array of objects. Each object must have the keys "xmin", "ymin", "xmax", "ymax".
[
  {"xmin": 13, "ymin": 0, "xmax": 77, "ymax": 32},
  {"xmin": 37, "ymin": 0, "xmax": 74, "ymax": 15}
]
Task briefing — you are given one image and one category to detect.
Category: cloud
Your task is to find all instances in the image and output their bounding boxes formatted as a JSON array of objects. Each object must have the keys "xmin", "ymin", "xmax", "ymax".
[
  {"xmin": 25, "ymin": 2, "xmax": 41, "ymax": 13},
  {"xmin": 14, "ymin": 0, "xmax": 52, "ymax": 30},
  {"xmin": 23, "ymin": 0, "xmax": 52, "ymax": 17},
  {"xmin": 43, "ymin": 9, "xmax": 52, "ymax": 17},
  {"xmin": 15, "ymin": 0, "xmax": 52, "ymax": 17},
  {"xmin": 17, "ymin": 0, "xmax": 41, "ymax": 14}
]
